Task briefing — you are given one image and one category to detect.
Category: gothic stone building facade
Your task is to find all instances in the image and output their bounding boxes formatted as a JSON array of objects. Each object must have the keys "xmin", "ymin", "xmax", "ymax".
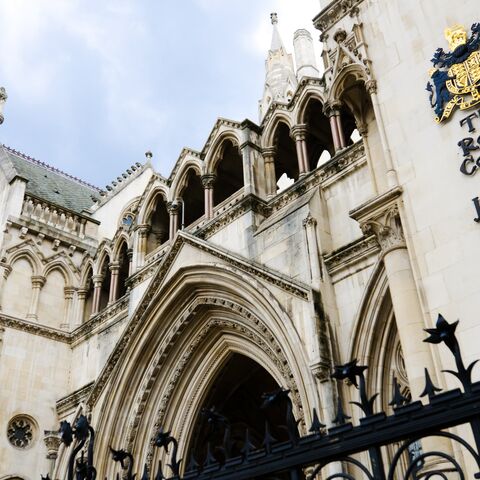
[{"xmin": 1, "ymin": 0, "xmax": 479, "ymax": 477}]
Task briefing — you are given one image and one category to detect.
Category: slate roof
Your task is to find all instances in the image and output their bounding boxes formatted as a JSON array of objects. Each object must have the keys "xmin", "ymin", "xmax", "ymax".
[{"xmin": 0, "ymin": 145, "xmax": 100, "ymax": 215}]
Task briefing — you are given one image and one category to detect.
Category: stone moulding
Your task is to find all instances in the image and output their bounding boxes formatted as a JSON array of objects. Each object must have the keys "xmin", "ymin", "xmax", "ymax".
[
  {"xmin": 323, "ymin": 234, "xmax": 379, "ymax": 275},
  {"xmin": 0, "ymin": 294, "xmax": 129, "ymax": 345},
  {"xmin": 0, "ymin": 313, "xmax": 70, "ymax": 343},
  {"xmin": 56, "ymin": 381, "xmax": 94, "ymax": 417},
  {"xmin": 313, "ymin": 0, "xmax": 364, "ymax": 33},
  {"xmin": 70, "ymin": 294, "xmax": 130, "ymax": 344}
]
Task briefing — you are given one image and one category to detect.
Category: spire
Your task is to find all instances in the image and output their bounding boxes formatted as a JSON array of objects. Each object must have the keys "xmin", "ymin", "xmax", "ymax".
[
  {"xmin": 258, "ymin": 13, "xmax": 298, "ymax": 122},
  {"xmin": 270, "ymin": 13, "xmax": 284, "ymax": 52}
]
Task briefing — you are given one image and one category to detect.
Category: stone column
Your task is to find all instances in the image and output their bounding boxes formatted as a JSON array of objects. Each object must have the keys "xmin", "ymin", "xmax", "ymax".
[
  {"xmin": 108, "ymin": 262, "xmax": 120, "ymax": 304},
  {"xmin": 239, "ymin": 128, "xmax": 256, "ymax": 195},
  {"xmin": 201, "ymin": 174, "xmax": 216, "ymax": 220},
  {"xmin": 127, "ymin": 248, "xmax": 134, "ymax": 276},
  {"xmin": 76, "ymin": 288, "xmax": 88, "ymax": 324},
  {"xmin": 262, "ymin": 147, "xmax": 277, "ymax": 199},
  {"xmin": 335, "ymin": 112, "xmax": 347, "ymax": 149},
  {"xmin": 26, "ymin": 275, "xmax": 45, "ymax": 320},
  {"xmin": 303, "ymin": 215, "xmax": 322, "ymax": 289},
  {"xmin": 291, "ymin": 124, "xmax": 309, "ymax": 176},
  {"xmin": 0, "ymin": 262, "xmax": 12, "ymax": 311},
  {"xmin": 357, "ymin": 123, "xmax": 379, "ymax": 195},
  {"xmin": 44, "ymin": 431, "xmax": 61, "ymax": 477},
  {"xmin": 365, "ymin": 79, "xmax": 398, "ymax": 188},
  {"xmin": 168, "ymin": 202, "xmax": 180, "ymax": 241},
  {"xmin": 352, "ymin": 191, "xmax": 436, "ymax": 398},
  {"xmin": 324, "ymin": 103, "xmax": 341, "ymax": 153},
  {"xmin": 135, "ymin": 224, "xmax": 149, "ymax": 268},
  {"xmin": 91, "ymin": 274, "xmax": 104, "ymax": 316},
  {"xmin": 63, "ymin": 287, "xmax": 75, "ymax": 329}
]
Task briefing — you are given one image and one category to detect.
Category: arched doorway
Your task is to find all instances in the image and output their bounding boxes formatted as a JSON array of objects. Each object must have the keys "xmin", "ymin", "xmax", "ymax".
[{"xmin": 186, "ymin": 354, "xmax": 289, "ymax": 465}]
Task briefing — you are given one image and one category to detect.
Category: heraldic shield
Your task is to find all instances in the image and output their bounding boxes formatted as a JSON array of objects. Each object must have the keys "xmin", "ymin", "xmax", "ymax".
[{"xmin": 427, "ymin": 23, "xmax": 480, "ymax": 123}]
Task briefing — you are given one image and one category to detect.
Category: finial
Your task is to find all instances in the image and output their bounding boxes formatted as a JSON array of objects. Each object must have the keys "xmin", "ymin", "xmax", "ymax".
[
  {"xmin": 0, "ymin": 87, "xmax": 7, "ymax": 125},
  {"xmin": 145, "ymin": 151, "xmax": 153, "ymax": 160},
  {"xmin": 270, "ymin": 12, "xmax": 278, "ymax": 25}
]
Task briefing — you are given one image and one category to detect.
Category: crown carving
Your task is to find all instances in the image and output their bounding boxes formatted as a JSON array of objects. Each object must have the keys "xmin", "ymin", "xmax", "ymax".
[{"xmin": 444, "ymin": 24, "xmax": 467, "ymax": 51}]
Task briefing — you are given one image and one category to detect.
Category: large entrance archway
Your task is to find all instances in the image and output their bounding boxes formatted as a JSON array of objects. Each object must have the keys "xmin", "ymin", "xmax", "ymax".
[{"xmin": 186, "ymin": 353, "xmax": 289, "ymax": 466}]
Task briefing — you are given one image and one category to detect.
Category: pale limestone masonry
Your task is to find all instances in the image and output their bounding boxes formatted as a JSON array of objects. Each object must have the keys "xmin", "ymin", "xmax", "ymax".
[{"xmin": 1, "ymin": 1, "xmax": 479, "ymax": 478}]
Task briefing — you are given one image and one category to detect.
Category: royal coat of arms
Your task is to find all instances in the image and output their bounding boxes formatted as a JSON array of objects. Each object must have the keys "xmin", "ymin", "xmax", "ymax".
[{"xmin": 427, "ymin": 23, "xmax": 480, "ymax": 123}]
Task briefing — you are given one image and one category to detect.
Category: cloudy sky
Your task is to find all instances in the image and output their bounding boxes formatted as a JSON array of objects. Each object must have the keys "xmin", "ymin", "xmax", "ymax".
[{"xmin": 0, "ymin": 0, "xmax": 322, "ymax": 187}]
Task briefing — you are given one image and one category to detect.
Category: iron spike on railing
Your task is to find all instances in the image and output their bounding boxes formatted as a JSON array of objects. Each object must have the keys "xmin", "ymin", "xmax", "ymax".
[
  {"xmin": 140, "ymin": 463, "xmax": 149, "ymax": 480},
  {"xmin": 309, "ymin": 408, "xmax": 325, "ymax": 436},
  {"xmin": 262, "ymin": 420, "xmax": 276, "ymax": 454},
  {"xmin": 203, "ymin": 442, "xmax": 217, "ymax": 468},
  {"xmin": 240, "ymin": 429, "xmax": 255, "ymax": 462},
  {"xmin": 419, "ymin": 368, "xmax": 442, "ymax": 400},
  {"xmin": 222, "ymin": 423, "xmax": 233, "ymax": 461},
  {"xmin": 154, "ymin": 460, "xmax": 165, "ymax": 480},
  {"xmin": 389, "ymin": 376, "xmax": 409, "ymax": 409},
  {"xmin": 110, "ymin": 447, "xmax": 134, "ymax": 480},
  {"xmin": 332, "ymin": 396, "xmax": 351, "ymax": 425},
  {"xmin": 59, "ymin": 415, "xmax": 93, "ymax": 480},
  {"xmin": 154, "ymin": 427, "xmax": 182, "ymax": 477},
  {"xmin": 331, "ymin": 359, "xmax": 378, "ymax": 416},
  {"xmin": 424, "ymin": 314, "xmax": 478, "ymax": 393},
  {"xmin": 186, "ymin": 453, "xmax": 200, "ymax": 473},
  {"xmin": 261, "ymin": 388, "xmax": 299, "ymax": 444}
]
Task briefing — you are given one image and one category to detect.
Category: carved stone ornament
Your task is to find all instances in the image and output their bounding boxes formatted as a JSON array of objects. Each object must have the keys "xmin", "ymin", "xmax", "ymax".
[
  {"xmin": 7, "ymin": 415, "xmax": 35, "ymax": 449},
  {"xmin": 43, "ymin": 430, "xmax": 62, "ymax": 459},
  {"xmin": 361, "ymin": 205, "xmax": 405, "ymax": 253},
  {"xmin": 350, "ymin": 187, "xmax": 405, "ymax": 255}
]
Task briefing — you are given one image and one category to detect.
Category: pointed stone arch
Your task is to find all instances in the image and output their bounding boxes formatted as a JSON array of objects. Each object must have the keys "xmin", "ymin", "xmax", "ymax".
[
  {"xmin": 42, "ymin": 260, "xmax": 74, "ymax": 286},
  {"xmin": 204, "ymin": 130, "xmax": 241, "ymax": 175},
  {"xmin": 6, "ymin": 248, "xmax": 41, "ymax": 276},
  {"xmin": 89, "ymin": 264, "xmax": 316, "ymax": 478},
  {"xmin": 262, "ymin": 111, "xmax": 293, "ymax": 148},
  {"xmin": 170, "ymin": 160, "xmax": 203, "ymax": 202}
]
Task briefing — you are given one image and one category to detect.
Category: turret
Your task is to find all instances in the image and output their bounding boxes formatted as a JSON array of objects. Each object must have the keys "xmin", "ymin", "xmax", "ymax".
[
  {"xmin": 258, "ymin": 13, "xmax": 298, "ymax": 122},
  {"xmin": 293, "ymin": 29, "xmax": 319, "ymax": 80}
]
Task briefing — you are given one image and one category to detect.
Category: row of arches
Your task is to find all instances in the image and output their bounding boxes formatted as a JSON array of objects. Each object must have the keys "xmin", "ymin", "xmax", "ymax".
[
  {"xmin": 0, "ymin": 240, "xmax": 131, "ymax": 329},
  {"xmin": 134, "ymin": 77, "xmax": 372, "ymax": 257}
]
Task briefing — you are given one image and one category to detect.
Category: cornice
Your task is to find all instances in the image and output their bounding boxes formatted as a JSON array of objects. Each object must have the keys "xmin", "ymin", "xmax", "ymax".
[
  {"xmin": 0, "ymin": 295, "xmax": 129, "ymax": 345},
  {"xmin": 323, "ymin": 234, "xmax": 379, "ymax": 275},
  {"xmin": 56, "ymin": 381, "xmax": 94, "ymax": 417},
  {"xmin": 0, "ymin": 313, "xmax": 70, "ymax": 343},
  {"xmin": 349, "ymin": 186, "xmax": 403, "ymax": 224},
  {"xmin": 313, "ymin": 0, "xmax": 364, "ymax": 32}
]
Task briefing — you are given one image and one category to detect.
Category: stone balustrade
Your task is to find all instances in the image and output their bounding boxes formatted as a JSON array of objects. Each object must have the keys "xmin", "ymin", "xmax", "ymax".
[{"xmin": 21, "ymin": 195, "xmax": 87, "ymax": 238}]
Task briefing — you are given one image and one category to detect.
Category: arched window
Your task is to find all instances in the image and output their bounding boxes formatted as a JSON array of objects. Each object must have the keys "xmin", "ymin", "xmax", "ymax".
[
  {"xmin": 338, "ymin": 75, "xmax": 372, "ymax": 145},
  {"xmin": 117, "ymin": 242, "xmax": 130, "ymax": 299},
  {"xmin": 2, "ymin": 258, "xmax": 33, "ymax": 318},
  {"xmin": 98, "ymin": 255, "xmax": 111, "ymax": 311},
  {"xmin": 213, "ymin": 140, "xmax": 244, "ymax": 206},
  {"xmin": 304, "ymin": 98, "xmax": 334, "ymax": 168},
  {"xmin": 146, "ymin": 194, "xmax": 170, "ymax": 254},
  {"xmin": 83, "ymin": 266, "xmax": 94, "ymax": 323},
  {"xmin": 272, "ymin": 121, "xmax": 298, "ymax": 193},
  {"xmin": 179, "ymin": 169, "xmax": 204, "ymax": 228},
  {"xmin": 37, "ymin": 269, "xmax": 66, "ymax": 328}
]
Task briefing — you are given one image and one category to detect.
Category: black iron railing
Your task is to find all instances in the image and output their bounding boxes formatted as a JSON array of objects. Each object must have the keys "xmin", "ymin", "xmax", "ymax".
[{"xmin": 47, "ymin": 315, "xmax": 480, "ymax": 479}]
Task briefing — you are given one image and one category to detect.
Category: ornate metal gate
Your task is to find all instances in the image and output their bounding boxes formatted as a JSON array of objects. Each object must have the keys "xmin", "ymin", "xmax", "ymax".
[{"xmin": 50, "ymin": 315, "xmax": 480, "ymax": 479}]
